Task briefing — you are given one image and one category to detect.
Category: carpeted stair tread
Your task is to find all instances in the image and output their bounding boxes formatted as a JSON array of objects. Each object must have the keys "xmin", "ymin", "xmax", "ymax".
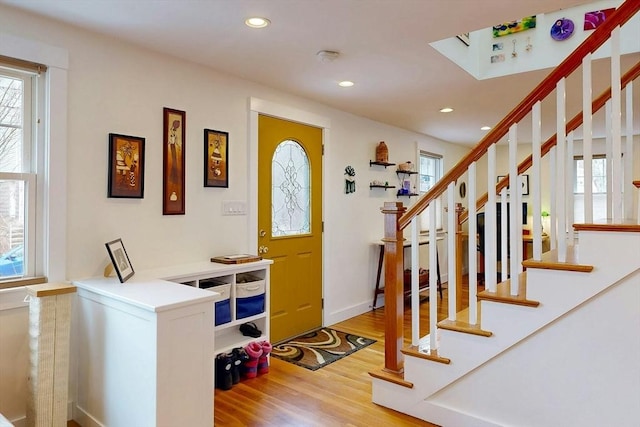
[{"xmin": 478, "ymin": 272, "xmax": 540, "ymax": 307}]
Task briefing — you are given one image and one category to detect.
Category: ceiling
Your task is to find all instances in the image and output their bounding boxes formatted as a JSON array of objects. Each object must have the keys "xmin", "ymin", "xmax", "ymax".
[{"xmin": 2, "ymin": 0, "xmax": 638, "ymax": 145}]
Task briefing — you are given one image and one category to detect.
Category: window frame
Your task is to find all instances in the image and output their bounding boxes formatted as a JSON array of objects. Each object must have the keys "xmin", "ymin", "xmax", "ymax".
[
  {"xmin": 573, "ymin": 154, "xmax": 624, "ymax": 223},
  {"xmin": 0, "ymin": 36, "xmax": 67, "ymax": 287},
  {"xmin": 0, "ymin": 66, "xmax": 40, "ymax": 280},
  {"xmin": 418, "ymin": 151, "xmax": 443, "ymax": 232}
]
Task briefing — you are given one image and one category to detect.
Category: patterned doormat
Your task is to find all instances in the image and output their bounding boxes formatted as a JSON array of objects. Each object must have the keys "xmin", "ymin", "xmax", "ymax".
[{"xmin": 271, "ymin": 327, "xmax": 376, "ymax": 371}]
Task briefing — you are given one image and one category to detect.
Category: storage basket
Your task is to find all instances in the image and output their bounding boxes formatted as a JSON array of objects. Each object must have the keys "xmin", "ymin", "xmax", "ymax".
[
  {"xmin": 201, "ymin": 280, "xmax": 232, "ymax": 326},
  {"xmin": 236, "ymin": 279, "xmax": 265, "ymax": 319}
]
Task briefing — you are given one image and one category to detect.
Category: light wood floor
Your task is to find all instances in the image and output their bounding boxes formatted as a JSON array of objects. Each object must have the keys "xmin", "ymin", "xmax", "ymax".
[
  {"xmin": 213, "ymin": 283, "xmax": 472, "ymax": 427},
  {"xmin": 70, "ymin": 282, "xmax": 475, "ymax": 427}
]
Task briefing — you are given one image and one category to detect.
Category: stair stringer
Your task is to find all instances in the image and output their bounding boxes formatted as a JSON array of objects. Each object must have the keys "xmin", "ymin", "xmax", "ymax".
[
  {"xmin": 372, "ymin": 231, "xmax": 640, "ymax": 426},
  {"xmin": 373, "ymin": 267, "xmax": 640, "ymax": 426},
  {"xmin": 415, "ymin": 268, "xmax": 640, "ymax": 427}
]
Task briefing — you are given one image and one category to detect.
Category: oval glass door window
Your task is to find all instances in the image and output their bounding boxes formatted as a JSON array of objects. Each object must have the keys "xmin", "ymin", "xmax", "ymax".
[{"xmin": 272, "ymin": 140, "xmax": 310, "ymax": 236}]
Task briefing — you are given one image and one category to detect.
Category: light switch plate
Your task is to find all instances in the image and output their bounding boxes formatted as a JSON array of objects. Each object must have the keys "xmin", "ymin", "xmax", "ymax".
[{"xmin": 222, "ymin": 200, "xmax": 247, "ymax": 216}]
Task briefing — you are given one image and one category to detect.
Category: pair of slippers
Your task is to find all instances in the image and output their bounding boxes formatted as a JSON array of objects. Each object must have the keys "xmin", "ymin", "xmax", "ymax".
[{"xmin": 239, "ymin": 322, "xmax": 262, "ymax": 338}]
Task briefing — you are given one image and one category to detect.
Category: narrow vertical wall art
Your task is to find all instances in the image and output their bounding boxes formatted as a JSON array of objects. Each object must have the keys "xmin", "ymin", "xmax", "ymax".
[
  {"xmin": 204, "ymin": 128, "xmax": 229, "ymax": 188},
  {"xmin": 344, "ymin": 165, "xmax": 356, "ymax": 194},
  {"xmin": 163, "ymin": 107, "xmax": 186, "ymax": 215}
]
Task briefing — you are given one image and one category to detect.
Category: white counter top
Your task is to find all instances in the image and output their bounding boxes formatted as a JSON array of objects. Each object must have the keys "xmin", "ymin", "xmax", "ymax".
[
  {"xmin": 73, "ymin": 259, "xmax": 273, "ymax": 313},
  {"xmin": 73, "ymin": 276, "xmax": 216, "ymax": 313},
  {"xmin": 138, "ymin": 259, "xmax": 273, "ymax": 282}
]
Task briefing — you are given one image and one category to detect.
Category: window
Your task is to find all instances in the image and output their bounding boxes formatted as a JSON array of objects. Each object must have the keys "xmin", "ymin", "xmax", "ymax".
[
  {"xmin": 0, "ymin": 62, "xmax": 40, "ymax": 280},
  {"xmin": 271, "ymin": 140, "xmax": 310, "ymax": 237},
  {"xmin": 419, "ymin": 151, "xmax": 443, "ymax": 231},
  {"xmin": 573, "ymin": 155, "xmax": 611, "ymax": 222}
]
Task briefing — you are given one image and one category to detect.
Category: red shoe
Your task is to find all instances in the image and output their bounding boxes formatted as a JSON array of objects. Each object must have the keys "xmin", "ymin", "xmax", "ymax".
[
  {"xmin": 242, "ymin": 341, "xmax": 263, "ymax": 379},
  {"xmin": 258, "ymin": 341, "xmax": 272, "ymax": 375}
]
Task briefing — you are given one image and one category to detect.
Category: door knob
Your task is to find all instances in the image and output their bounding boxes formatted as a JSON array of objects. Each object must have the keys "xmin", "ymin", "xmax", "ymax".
[
  {"xmin": 258, "ymin": 246, "xmax": 269, "ymax": 254},
  {"xmin": 259, "ymin": 229, "xmax": 267, "ymax": 237}
]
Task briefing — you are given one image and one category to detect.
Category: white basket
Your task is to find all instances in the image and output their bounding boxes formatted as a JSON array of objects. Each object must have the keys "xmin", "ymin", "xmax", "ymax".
[
  {"xmin": 207, "ymin": 283, "xmax": 231, "ymax": 299},
  {"xmin": 235, "ymin": 280, "xmax": 265, "ymax": 297}
]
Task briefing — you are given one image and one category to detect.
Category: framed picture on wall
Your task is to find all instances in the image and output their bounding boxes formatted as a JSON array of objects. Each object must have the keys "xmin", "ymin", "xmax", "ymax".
[
  {"xmin": 497, "ymin": 174, "xmax": 529, "ymax": 196},
  {"xmin": 107, "ymin": 133, "xmax": 145, "ymax": 198},
  {"xmin": 204, "ymin": 129, "xmax": 229, "ymax": 188},
  {"xmin": 163, "ymin": 107, "xmax": 186, "ymax": 215}
]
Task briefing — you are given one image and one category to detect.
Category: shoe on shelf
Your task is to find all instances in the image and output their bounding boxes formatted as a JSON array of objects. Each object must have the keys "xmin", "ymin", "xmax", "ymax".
[
  {"xmin": 231, "ymin": 347, "xmax": 249, "ymax": 384},
  {"xmin": 257, "ymin": 340, "xmax": 272, "ymax": 375},
  {"xmin": 241, "ymin": 341, "xmax": 263, "ymax": 379},
  {"xmin": 215, "ymin": 352, "xmax": 233, "ymax": 390},
  {"xmin": 239, "ymin": 322, "xmax": 262, "ymax": 338}
]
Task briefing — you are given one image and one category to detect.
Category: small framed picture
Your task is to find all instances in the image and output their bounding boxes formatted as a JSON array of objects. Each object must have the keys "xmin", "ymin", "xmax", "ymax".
[
  {"xmin": 108, "ymin": 133, "xmax": 145, "ymax": 198},
  {"xmin": 521, "ymin": 174, "xmax": 530, "ymax": 195},
  {"xmin": 204, "ymin": 129, "xmax": 229, "ymax": 188},
  {"xmin": 105, "ymin": 238, "xmax": 134, "ymax": 283},
  {"xmin": 497, "ymin": 174, "xmax": 529, "ymax": 196}
]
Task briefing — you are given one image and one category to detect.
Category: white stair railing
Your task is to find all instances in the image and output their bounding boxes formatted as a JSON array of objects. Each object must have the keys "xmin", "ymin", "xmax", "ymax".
[{"xmin": 393, "ymin": 1, "xmax": 640, "ymax": 371}]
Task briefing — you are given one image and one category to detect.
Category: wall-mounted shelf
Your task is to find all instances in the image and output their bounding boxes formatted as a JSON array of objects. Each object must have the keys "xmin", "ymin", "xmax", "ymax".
[
  {"xmin": 397, "ymin": 191, "xmax": 419, "ymax": 198},
  {"xmin": 370, "ymin": 184, "xmax": 396, "ymax": 191},
  {"xmin": 396, "ymin": 170, "xmax": 418, "ymax": 176},
  {"xmin": 370, "ymin": 160, "xmax": 396, "ymax": 168}
]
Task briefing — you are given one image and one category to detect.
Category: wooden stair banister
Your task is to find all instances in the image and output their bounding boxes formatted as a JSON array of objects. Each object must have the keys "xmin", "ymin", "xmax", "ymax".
[
  {"xmin": 381, "ymin": 202, "xmax": 407, "ymax": 374},
  {"xmin": 459, "ymin": 60, "xmax": 640, "ymax": 224},
  {"xmin": 382, "ymin": 0, "xmax": 640, "ymax": 374},
  {"xmin": 398, "ymin": 0, "xmax": 639, "ymax": 231}
]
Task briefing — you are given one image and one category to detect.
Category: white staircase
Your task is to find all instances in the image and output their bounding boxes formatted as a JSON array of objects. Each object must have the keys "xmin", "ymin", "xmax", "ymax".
[{"xmin": 371, "ymin": 227, "xmax": 640, "ymax": 426}]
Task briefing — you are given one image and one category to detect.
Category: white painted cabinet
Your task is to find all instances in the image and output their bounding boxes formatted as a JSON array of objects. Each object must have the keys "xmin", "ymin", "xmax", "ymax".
[
  {"xmin": 73, "ymin": 277, "xmax": 215, "ymax": 427},
  {"xmin": 72, "ymin": 260, "xmax": 271, "ymax": 427},
  {"xmin": 156, "ymin": 259, "xmax": 272, "ymax": 355}
]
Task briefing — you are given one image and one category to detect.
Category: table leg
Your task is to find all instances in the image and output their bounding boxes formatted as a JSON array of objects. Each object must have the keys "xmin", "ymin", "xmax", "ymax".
[
  {"xmin": 372, "ymin": 245, "xmax": 384, "ymax": 309},
  {"xmin": 436, "ymin": 248, "xmax": 443, "ymax": 299}
]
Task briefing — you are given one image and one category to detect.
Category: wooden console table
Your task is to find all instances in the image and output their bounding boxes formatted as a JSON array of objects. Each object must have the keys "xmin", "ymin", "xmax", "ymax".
[{"xmin": 372, "ymin": 236, "xmax": 443, "ymax": 309}]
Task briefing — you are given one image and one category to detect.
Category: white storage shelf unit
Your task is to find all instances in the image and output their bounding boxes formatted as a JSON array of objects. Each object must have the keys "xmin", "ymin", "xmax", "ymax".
[
  {"xmin": 73, "ymin": 275, "xmax": 217, "ymax": 427},
  {"xmin": 72, "ymin": 259, "xmax": 271, "ymax": 427},
  {"xmin": 148, "ymin": 259, "xmax": 272, "ymax": 355}
]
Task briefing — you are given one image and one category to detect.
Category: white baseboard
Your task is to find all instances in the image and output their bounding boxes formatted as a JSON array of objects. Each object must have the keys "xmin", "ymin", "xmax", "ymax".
[
  {"xmin": 325, "ymin": 272, "xmax": 450, "ymax": 326},
  {"xmin": 73, "ymin": 404, "xmax": 103, "ymax": 427},
  {"xmin": 2, "ymin": 415, "xmax": 23, "ymax": 427},
  {"xmin": 325, "ymin": 300, "xmax": 372, "ymax": 326}
]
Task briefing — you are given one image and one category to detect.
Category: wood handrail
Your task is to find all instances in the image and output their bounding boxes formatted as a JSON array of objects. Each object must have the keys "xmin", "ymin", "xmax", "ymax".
[
  {"xmin": 459, "ymin": 59, "xmax": 640, "ymax": 223},
  {"xmin": 398, "ymin": 0, "xmax": 640, "ymax": 231},
  {"xmin": 383, "ymin": 0, "xmax": 640, "ymax": 375}
]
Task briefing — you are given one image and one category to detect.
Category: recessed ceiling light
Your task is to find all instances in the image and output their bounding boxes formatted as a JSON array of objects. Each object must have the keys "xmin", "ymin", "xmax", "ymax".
[
  {"xmin": 481, "ymin": 126, "xmax": 492, "ymax": 131},
  {"xmin": 245, "ymin": 17, "xmax": 270, "ymax": 28},
  {"xmin": 439, "ymin": 107, "xmax": 454, "ymax": 113},
  {"xmin": 338, "ymin": 81, "xmax": 354, "ymax": 87}
]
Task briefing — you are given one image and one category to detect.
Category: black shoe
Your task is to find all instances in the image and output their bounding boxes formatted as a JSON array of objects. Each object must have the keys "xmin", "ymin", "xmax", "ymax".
[
  {"xmin": 215, "ymin": 352, "xmax": 233, "ymax": 390},
  {"xmin": 231, "ymin": 347, "xmax": 250, "ymax": 384},
  {"xmin": 239, "ymin": 322, "xmax": 262, "ymax": 338}
]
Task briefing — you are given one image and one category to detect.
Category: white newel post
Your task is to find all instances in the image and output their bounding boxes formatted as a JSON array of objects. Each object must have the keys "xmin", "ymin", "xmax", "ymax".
[{"xmin": 25, "ymin": 283, "xmax": 76, "ymax": 427}]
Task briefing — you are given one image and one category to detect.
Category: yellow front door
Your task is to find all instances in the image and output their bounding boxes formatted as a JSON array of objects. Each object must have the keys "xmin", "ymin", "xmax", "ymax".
[{"xmin": 258, "ymin": 115, "xmax": 323, "ymax": 344}]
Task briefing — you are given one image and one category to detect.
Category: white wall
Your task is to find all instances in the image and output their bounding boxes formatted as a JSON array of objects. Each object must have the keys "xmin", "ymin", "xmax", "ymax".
[
  {"xmin": 0, "ymin": 5, "xmax": 471, "ymax": 422},
  {"xmin": 433, "ymin": 268, "xmax": 640, "ymax": 427},
  {"xmin": 0, "ymin": 288, "xmax": 29, "ymax": 424}
]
